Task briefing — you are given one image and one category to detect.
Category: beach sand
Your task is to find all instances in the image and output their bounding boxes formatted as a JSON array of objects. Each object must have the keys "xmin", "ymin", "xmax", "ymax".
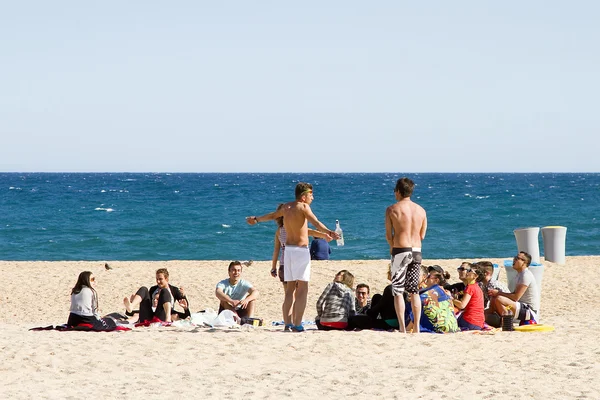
[{"xmin": 1, "ymin": 257, "xmax": 599, "ymax": 399}]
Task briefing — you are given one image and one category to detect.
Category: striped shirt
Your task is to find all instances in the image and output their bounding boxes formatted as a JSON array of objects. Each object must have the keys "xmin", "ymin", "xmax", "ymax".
[{"xmin": 278, "ymin": 227, "xmax": 287, "ymax": 264}]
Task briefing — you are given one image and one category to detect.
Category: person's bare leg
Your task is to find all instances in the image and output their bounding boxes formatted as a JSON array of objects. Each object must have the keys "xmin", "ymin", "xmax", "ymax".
[
  {"xmin": 283, "ymin": 281, "xmax": 296, "ymax": 327},
  {"xmin": 123, "ymin": 294, "xmax": 142, "ymax": 313},
  {"xmin": 494, "ymin": 296, "xmax": 516, "ymax": 315},
  {"xmin": 410, "ymin": 292, "xmax": 421, "ymax": 333},
  {"xmin": 163, "ymin": 302, "xmax": 172, "ymax": 323},
  {"xmin": 281, "ymin": 282, "xmax": 293, "ymax": 325},
  {"xmin": 245, "ymin": 300, "xmax": 255, "ymax": 318},
  {"xmin": 393, "ymin": 294, "xmax": 406, "ymax": 333},
  {"xmin": 292, "ymin": 281, "xmax": 309, "ymax": 327}
]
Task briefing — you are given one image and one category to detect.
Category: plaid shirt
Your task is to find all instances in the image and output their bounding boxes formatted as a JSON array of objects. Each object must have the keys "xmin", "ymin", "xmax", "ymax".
[{"xmin": 316, "ymin": 282, "xmax": 356, "ymax": 322}]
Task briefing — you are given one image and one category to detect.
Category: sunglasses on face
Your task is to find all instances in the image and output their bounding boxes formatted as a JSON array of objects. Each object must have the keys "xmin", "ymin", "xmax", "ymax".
[
  {"xmin": 514, "ymin": 255, "xmax": 527, "ymax": 262},
  {"xmin": 457, "ymin": 267, "xmax": 466, "ymax": 271}
]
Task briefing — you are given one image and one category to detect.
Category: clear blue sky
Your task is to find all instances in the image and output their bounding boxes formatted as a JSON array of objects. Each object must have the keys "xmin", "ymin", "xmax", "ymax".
[{"xmin": 1, "ymin": 2, "xmax": 598, "ymax": 172}]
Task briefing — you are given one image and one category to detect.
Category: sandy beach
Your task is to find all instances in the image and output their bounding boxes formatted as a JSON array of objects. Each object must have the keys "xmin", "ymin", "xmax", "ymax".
[{"xmin": 1, "ymin": 257, "xmax": 599, "ymax": 399}]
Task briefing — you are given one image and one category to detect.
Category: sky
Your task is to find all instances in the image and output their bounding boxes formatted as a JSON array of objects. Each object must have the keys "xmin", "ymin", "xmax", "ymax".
[{"xmin": 1, "ymin": 2, "xmax": 599, "ymax": 173}]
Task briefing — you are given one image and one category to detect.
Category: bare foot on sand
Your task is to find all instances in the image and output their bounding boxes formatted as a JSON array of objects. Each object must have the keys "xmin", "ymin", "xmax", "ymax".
[{"xmin": 123, "ymin": 297, "xmax": 132, "ymax": 314}]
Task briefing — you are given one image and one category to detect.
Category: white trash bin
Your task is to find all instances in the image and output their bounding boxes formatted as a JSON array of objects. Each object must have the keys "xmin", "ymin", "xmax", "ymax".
[
  {"xmin": 513, "ymin": 227, "xmax": 541, "ymax": 264},
  {"xmin": 542, "ymin": 226, "xmax": 567, "ymax": 264}
]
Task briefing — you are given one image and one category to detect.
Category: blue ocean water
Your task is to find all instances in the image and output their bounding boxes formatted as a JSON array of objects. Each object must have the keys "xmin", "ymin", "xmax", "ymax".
[{"xmin": 1, "ymin": 173, "xmax": 598, "ymax": 261}]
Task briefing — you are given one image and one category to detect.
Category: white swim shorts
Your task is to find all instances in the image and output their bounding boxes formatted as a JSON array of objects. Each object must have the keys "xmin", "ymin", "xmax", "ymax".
[{"xmin": 283, "ymin": 245, "xmax": 311, "ymax": 282}]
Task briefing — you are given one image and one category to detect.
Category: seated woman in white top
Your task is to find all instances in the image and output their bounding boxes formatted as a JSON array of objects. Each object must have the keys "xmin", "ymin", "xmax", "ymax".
[{"xmin": 68, "ymin": 271, "xmax": 117, "ymax": 330}]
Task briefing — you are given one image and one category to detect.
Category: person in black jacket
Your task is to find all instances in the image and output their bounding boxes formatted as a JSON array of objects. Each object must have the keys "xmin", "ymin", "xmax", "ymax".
[
  {"xmin": 348, "ymin": 265, "xmax": 402, "ymax": 330},
  {"xmin": 124, "ymin": 268, "xmax": 190, "ymax": 323}
]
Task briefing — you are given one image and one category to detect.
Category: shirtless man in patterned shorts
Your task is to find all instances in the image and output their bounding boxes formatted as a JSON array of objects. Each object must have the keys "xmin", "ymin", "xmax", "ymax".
[{"xmin": 385, "ymin": 177, "xmax": 428, "ymax": 333}]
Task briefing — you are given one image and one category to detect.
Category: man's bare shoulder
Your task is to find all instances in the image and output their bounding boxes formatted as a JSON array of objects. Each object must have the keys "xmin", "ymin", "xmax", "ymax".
[{"xmin": 412, "ymin": 202, "xmax": 426, "ymax": 214}]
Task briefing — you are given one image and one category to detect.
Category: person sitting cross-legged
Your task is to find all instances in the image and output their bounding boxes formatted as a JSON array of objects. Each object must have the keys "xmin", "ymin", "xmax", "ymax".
[{"xmin": 215, "ymin": 261, "xmax": 259, "ymax": 319}]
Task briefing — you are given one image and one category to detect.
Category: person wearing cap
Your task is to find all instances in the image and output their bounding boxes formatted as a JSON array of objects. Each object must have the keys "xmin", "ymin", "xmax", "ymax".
[
  {"xmin": 215, "ymin": 261, "xmax": 259, "ymax": 319},
  {"xmin": 488, "ymin": 251, "xmax": 540, "ymax": 325},
  {"xmin": 406, "ymin": 266, "xmax": 459, "ymax": 333}
]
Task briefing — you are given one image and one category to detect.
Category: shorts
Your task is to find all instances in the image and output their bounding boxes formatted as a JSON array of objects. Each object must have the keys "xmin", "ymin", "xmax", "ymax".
[
  {"xmin": 391, "ymin": 247, "xmax": 421, "ymax": 295},
  {"xmin": 283, "ymin": 245, "xmax": 311, "ymax": 282},
  {"xmin": 218, "ymin": 304, "xmax": 251, "ymax": 318},
  {"xmin": 515, "ymin": 301, "xmax": 538, "ymax": 322}
]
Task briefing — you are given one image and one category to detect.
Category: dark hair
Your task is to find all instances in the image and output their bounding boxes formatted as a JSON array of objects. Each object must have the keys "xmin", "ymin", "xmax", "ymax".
[
  {"xmin": 460, "ymin": 262, "xmax": 474, "ymax": 270},
  {"xmin": 228, "ymin": 261, "xmax": 243, "ymax": 272},
  {"xmin": 275, "ymin": 203, "xmax": 284, "ymax": 227},
  {"xmin": 71, "ymin": 271, "xmax": 94, "ymax": 294},
  {"xmin": 520, "ymin": 251, "xmax": 532, "ymax": 266},
  {"xmin": 356, "ymin": 283, "xmax": 370, "ymax": 293},
  {"xmin": 71, "ymin": 271, "xmax": 98, "ymax": 313},
  {"xmin": 394, "ymin": 177, "xmax": 415, "ymax": 198},
  {"xmin": 474, "ymin": 261, "xmax": 494, "ymax": 274},
  {"xmin": 156, "ymin": 268, "xmax": 169, "ymax": 279},
  {"xmin": 295, "ymin": 182, "xmax": 313, "ymax": 200},
  {"xmin": 428, "ymin": 271, "xmax": 451, "ymax": 287},
  {"xmin": 473, "ymin": 267, "xmax": 486, "ymax": 283}
]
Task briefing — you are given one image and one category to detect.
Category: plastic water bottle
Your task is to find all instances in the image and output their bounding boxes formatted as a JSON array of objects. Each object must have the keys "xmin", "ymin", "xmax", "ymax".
[
  {"xmin": 335, "ymin": 220, "xmax": 344, "ymax": 247},
  {"xmin": 501, "ymin": 306, "xmax": 514, "ymax": 331}
]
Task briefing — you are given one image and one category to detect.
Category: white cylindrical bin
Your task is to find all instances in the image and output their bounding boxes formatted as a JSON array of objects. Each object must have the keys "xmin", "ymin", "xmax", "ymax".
[
  {"xmin": 542, "ymin": 226, "xmax": 567, "ymax": 264},
  {"xmin": 513, "ymin": 227, "xmax": 541, "ymax": 264}
]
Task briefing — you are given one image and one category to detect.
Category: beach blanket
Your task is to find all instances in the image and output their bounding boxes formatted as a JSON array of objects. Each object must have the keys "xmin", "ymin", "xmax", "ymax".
[{"xmin": 30, "ymin": 323, "xmax": 131, "ymax": 332}]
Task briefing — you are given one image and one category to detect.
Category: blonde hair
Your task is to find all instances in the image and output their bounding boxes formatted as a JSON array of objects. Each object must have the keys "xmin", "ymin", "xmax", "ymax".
[{"xmin": 335, "ymin": 270, "xmax": 355, "ymax": 289}]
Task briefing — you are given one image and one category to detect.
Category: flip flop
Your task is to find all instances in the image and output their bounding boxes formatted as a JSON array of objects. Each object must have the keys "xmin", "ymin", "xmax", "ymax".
[
  {"xmin": 292, "ymin": 325, "xmax": 305, "ymax": 332},
  {"xmin": 284, "ymin": 324, "xmax": 294, "ymax": 332}
]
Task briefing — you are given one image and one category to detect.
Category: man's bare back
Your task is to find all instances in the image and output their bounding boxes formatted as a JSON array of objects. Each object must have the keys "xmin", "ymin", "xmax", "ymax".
[{"xmin": 386, "ymin": 198, "xmax": 427, "ymax": 251}]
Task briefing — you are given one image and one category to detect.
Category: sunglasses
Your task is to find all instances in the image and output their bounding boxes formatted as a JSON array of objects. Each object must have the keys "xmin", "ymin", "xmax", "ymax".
[
  {"xmin": 457, "ymin": 267, "xmax": 466, "ymax": 271},
  {"xmin": 514, "ymin": 256, "xmax": 527, "ymax": 262}
]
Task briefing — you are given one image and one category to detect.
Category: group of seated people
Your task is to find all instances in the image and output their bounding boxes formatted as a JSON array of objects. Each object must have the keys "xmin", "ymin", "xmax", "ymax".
[
  {"xmin": 314, "ymin": 251, "xmax": 541, "ymax": 333},
  {"xmin": 67, "ymin": 252, "xmax": 540, "ymax": 333},
  {"xmin": 68, "ymin": 261, "xmax": 259, "ymax": 328}
]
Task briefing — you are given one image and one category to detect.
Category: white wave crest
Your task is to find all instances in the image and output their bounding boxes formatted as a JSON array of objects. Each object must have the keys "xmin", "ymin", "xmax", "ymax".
[
  {"xmin": 222, "ymin": 224, "xmax": 231, "ymax": 228},
  {"xmin": 95, "ymin": 207, "xmax": 115, "ymax": 212}
]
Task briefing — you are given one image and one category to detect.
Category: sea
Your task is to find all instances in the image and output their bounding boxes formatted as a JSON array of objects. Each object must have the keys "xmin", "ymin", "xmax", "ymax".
[{"xmin": 1, "ymin": 173, "xmax": 598, "ymax": 261}]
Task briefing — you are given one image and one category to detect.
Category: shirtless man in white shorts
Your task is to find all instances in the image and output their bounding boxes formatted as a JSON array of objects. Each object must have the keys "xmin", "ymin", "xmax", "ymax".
[
  {"xmin": 385, "ymin": 177, "xmax": 427, "ymax": 333},
  {"xmin": 247, "ymin": 182, "xmax": 339, "ymax": 332}
]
